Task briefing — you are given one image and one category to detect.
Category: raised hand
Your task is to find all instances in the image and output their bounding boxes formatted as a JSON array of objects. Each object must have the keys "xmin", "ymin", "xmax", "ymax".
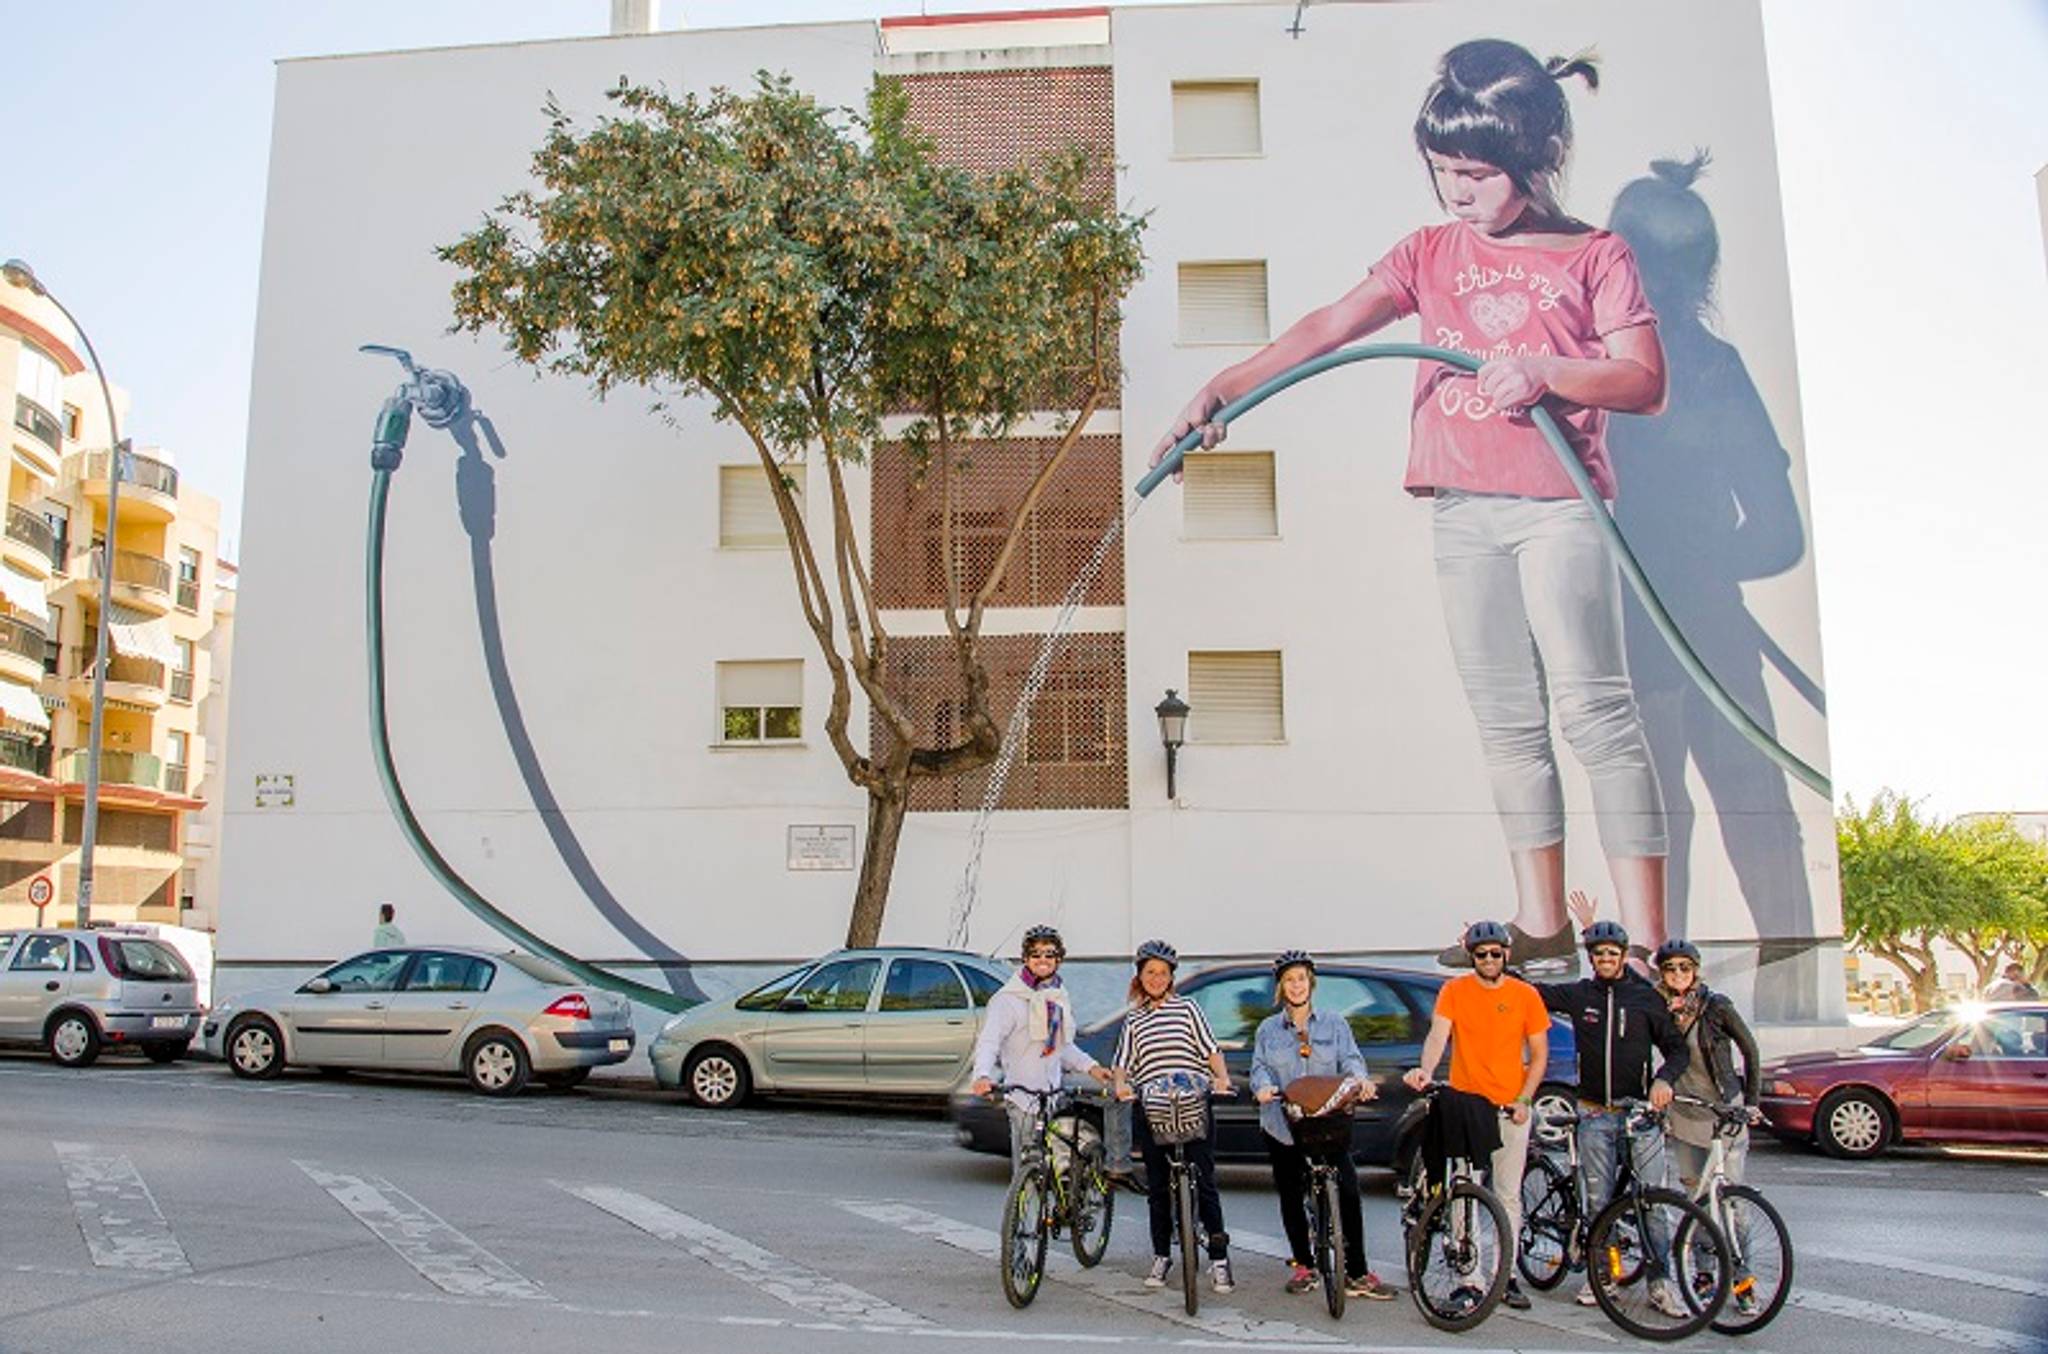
[{"xmin": 1566, "ymin": 889, "xmax": 1599, "ymax": 930}]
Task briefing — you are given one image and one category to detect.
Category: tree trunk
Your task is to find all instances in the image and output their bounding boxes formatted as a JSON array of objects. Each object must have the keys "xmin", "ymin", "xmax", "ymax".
[
  {"xmin": 1907, "ymin": 963, "xmax": 1940, "ymax": 1013},
  {"xmin": 846, "ymin": 784, "xmax": 910, "ymax": 948}
]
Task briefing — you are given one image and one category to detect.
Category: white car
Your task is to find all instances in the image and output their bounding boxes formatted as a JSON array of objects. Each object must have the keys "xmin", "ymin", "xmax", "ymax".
[{"xmin": 202, "ymin": 946, "xmax": 636, "ymax": 1096}]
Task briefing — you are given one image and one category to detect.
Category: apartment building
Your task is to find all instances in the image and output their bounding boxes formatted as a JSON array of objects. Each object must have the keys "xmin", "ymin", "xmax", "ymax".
[{"xmin": 1, "ymin": 272, "xmax": 231, "ymax": 929}]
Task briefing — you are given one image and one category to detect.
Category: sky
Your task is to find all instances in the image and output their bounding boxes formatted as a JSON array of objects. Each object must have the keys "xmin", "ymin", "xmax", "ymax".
[{"xmin": 1, "ymin": 0, "xmax": 2044, "ymax": 818}]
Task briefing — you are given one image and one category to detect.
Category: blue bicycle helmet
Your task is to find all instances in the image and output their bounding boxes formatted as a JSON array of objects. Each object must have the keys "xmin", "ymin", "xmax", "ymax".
[
  {"xmin": 1021, "ymin": 925, "xmax": 1065, "ymax": 958},
  {"xmin": 1273, "ymin": 949, "xmax": 1316, "ymax": 979},
  {"xmin": 1462, "ymin": 920, "xmax": 1512, "ymax": 953},
  {"xmin": 1581, "ymin": 920, "xmax": 1631, "ymax": 952},
  {"xmin": 1134, "ymin": 939, "xmax": 1179, "ymax": 971},
  {"xmin": 1653, "ymin": 938, "xmax": 1701, "ymax": 967}
]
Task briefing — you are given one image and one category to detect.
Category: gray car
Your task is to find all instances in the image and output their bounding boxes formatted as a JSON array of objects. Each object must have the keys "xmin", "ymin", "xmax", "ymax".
[
  {"xmin": 0, "ymin": 928, "xmax": 201, "ymax": 1067},
  {"xmin": 650, "ymin": 947, "xmax": 1006, "ymax": 1107},
  {"xmin": 201, "ymin": 946, "xmax": 636, "ymax": 1096}
]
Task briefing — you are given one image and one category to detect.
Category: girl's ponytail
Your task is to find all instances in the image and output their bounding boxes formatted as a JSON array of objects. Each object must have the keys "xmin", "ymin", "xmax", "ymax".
[{"xmin": 1544, "ymin": 50, "xmax": 1601, "ymax": 92}]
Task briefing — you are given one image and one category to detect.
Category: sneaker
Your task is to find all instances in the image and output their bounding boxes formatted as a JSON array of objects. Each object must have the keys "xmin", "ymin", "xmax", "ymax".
[
  {"xmin": 1502, "ymin": 1278, "xmax": 1532, "ymax": 1310},
  {"xmin": 1732, "ymin": 1286, "xmax": 1761, "ymax": 1319},
  {"xmin": 1576, "ymin": 1281, "xmax": 1599, "ymax": 1307},
  {"xmin": 1436, "ymin": 922, "xmax": 1577, "ymax": 971},
  {"xmin": 1144, "ymin": 1256, "xmax": 1171, "ymax": 1288},
  {"xmin": 1211, "ymin": 1258, "xmax": 1235, "ymax": 1294},
  {"xmin": 1649, "ymin": 1279, "xmax": 1688, "ymax": 1320},
  {"xmin": 1284, "ymin": 1264, "xmax": 1319, "ymax": 1294},
  {"xmin": 1345, "ymin": 1272, "xmax": 1398, "ymax": 1301},
  {"xmin": 1447, "ymin": 1284, "xmax": 1485, "ymax": 1314}
]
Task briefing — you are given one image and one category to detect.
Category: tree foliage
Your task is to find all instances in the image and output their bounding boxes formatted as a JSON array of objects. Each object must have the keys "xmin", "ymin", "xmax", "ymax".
[{"xmin": 441, "ymin": 73, "xmax": 1147, "ymax": 945}]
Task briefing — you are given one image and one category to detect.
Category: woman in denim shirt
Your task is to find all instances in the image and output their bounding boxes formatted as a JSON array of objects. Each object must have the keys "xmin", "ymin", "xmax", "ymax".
[{"xmin": 1250, "ymin": 951, "xmax": 1396, "ymax": 1300}]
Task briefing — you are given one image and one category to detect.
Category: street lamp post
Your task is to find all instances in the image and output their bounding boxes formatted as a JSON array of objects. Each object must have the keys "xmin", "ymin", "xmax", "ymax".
[
  {"xmin": 1154, "ymin": 688, "xmax": 1190, "ymax": 802},
  {"xmin": 3, "ymin": 258, "xmax": 124, "ymax": 930}
]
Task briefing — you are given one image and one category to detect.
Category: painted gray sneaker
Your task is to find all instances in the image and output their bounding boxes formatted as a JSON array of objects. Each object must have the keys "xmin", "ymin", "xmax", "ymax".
[
  {"xmin": 1436, "ymin": 922, "xmax": 1578, "ymax": 973},
  {"xmin": 1211, "ymin": 1258, "xmax": 1235, "ymax": 1294},
  {"xmin": 1144, "ymin": 1256, "xmax": 1171, "ymax": 1288}
]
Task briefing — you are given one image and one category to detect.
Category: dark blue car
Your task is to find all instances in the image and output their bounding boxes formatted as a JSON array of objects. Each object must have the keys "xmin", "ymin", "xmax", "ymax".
[{"xmin": 949, "ymin": 961, "xmax": 1578, "ymax": 1170}]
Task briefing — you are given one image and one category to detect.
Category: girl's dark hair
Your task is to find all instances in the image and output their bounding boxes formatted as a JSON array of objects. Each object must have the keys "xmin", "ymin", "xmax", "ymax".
[
  {"xmin": 1415, "ymin": 39, "xmax": 1599, "ymax": 217},
  {"xmin": 1608, "ymin": 151, "xmax": 1718, "ymax": 319}
]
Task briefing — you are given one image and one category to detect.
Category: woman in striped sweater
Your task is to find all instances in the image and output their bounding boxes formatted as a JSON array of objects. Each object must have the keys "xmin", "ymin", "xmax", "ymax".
[{"xmin": 1112, "ymin": 940, "xmax": 1236, "ymax": 1293}]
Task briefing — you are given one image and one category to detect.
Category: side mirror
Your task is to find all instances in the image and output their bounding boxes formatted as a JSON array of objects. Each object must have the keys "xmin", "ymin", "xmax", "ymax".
[
  {"xmin": 777, "ymin": 996, "xmax": 810, "ymax": 1013},
  {"xmin": 303, "ymin": 976, "xmax": 334, "ymax": 995},
  {"xmin": 1942, "ymin": 1041, "xmax": 1972, "ymax": 1061}
]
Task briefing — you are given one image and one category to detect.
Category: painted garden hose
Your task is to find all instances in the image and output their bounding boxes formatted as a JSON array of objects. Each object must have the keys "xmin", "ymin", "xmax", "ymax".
[{"xmin": 1136, "ymin": 342, "xmax": 1831, "ymax": 799}]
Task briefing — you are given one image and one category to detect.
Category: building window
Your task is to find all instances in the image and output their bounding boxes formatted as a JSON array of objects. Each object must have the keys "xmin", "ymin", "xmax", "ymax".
[
  {"xmin": 1171, "ymin": 80, "xmax": 1261, "ymax": 157},
  {"xmin": 717, "ymin": 660, "xmax": 803, "ymax": 744},
  {"xmin": 1187, "ymin": 649, "xmax": 1285, "ymax": 743},
  {"xmin": 42, "ymin": 602, "xmax": 61, "ymax": 675},
  {"xmin": 176, "ymin": 546, "xmax": 201, "ymax": 611},
  {"xmin": 42, "ymin": 505, "xmax": 68, "ymax": 573},
  {"xmin": 719, "ymin": 463, "xmax": 804, "ymax": 550},
  {"xmin": 13, "ymin": 343, "xmax": 62, "ymax": 416},
  {"xmin": 1182, "ymin": 451, "xmax": 1278, "ymax": 539},
  {"xmin": 62, "ymin": 404, "xmax": 82, "ymax": 441},
  {"xmin": 1177, "ymin": 261, "xmax": 1269, "ymax": 344}
]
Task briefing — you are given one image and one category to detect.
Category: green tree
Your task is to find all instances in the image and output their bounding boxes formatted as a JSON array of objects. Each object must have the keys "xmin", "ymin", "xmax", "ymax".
[{"xmin": 442, "ymin": 75, "xmax": 1145, "ymax": 946}]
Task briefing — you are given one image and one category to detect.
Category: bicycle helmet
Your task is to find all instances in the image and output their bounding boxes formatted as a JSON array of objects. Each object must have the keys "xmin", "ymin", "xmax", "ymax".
[
  {"xmin": 1134, "ymin": 939, "xmax": 1179, "ymax": 971},
  {"xmin": 1581, "ymin": 920, "xmax": 1630, "ymax": 952},
  {"xmin": 1653, "ymin": 938, "xmax": 1701, "ymax": 967},
  {"xmin": 1272, "ymin": 949, "xmax": 1316, "ymax": 979},
  {"xmin": 1462, "ymin": 920, "xmax": 1512, "ymax": 953},
  {"xmin": 1020, "ymin": 924, "xmax": 1065, "ymax": 958}
]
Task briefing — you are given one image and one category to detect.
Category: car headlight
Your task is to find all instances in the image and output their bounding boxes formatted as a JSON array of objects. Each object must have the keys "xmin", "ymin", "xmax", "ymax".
[{"xmin": 1766, "ymin": 1079, "xmax": 1803, "ymax": 1098}]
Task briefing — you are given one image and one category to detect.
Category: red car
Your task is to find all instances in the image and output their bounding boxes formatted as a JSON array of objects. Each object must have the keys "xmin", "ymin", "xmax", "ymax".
[{"xmin": 1760, "ymin": 1002, "xmax": 2048, "ymax": 1158}]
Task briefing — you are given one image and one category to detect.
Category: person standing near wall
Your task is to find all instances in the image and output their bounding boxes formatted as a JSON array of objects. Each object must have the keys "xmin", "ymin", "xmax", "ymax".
[{"xmin": 371, "ymin": 902, "xmax": 406, "ymax": 947}]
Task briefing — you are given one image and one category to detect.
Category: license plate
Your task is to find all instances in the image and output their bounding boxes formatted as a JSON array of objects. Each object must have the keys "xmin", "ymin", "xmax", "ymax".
[
  {"xmin": 150, "ymin": 1015, "xmax": 187, "ymax": 1030},
  {"xmin": 607, "ymin": 1037, "xmax": 630, "ymax": 1053}
]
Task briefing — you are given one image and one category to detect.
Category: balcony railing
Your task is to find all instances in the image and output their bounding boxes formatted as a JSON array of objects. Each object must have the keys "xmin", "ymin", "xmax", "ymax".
[
  {"xmin": 74, "ymin": 447, "xmax": 179, "ymax": 499},
  {"xmin": 4, "ymin": 505, "xmax": 59, "ymax": 567},
  {"xmin": 176, "ymin": 578, "xmax": 199, "ymax": 611},
  {"xmin": 169, "ymin": 669, "xmax": 194, "ymax": 702},
  {"xmin": 164, "ymin": 762, "xmax": 188, "ymax": 794},
  {"xmin": 0, "ymin": 613, "xmax": 48, "ymax": 665},
  {"xmin": 87, "ymin": 546, "xmax": 173, "ymax": 596},
  {"xmin": 72, "ymin": 646, "xmax": 166, "ymax": 692},
  {"xmin": 60, "ymin": 748, "xmax": 162, "ymax": 789},
  {"xmin": 14, "ymin": 395, "xmax": 62, "ymax": 454},
  {"xmin": 0, "ymin": 734, "xmax": 49, "ymax": 776}
]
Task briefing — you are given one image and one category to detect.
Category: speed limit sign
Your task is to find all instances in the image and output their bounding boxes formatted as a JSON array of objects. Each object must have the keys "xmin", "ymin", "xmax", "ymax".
[{"xmin": 26, "ymin": 875, "xmax": 52, "ymax": 907}]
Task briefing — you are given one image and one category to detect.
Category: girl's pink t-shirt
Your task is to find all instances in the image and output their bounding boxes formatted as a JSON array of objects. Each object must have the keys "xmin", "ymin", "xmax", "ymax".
[{"xmin": 1369, "ymin": 222, "xmax": 1657, "ymax": 500}]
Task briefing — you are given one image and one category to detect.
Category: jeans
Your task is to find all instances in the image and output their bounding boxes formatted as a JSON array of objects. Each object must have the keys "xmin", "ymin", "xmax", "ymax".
[
  {"xmin": 1263, "ymin": 1131, "xmax": 1368, "ymax": 1280},
  {"xmin": 1577, "ymin": 1107, "xmax": 1672, "ymax": 1274},
  {"xmin": 1672, "ymin": 1130, "xmax": 1753, "ymax": 1280},
  {"xmin": 1432, "ymin": 490, "xmax": 1667, "ymax": 857},
  {"xmin": 1134, "ymin": 1107, "xmax": 1227, "ymax": 1260}
]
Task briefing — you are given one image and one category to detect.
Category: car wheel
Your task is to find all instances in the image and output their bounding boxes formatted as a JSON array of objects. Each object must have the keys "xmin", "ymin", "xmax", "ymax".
[
  {"xmin": 1815, "ymin": 1087, "xmax": 1890, "ymax": 1159},
  {"xmin": 47, "ymin": 1012, "xmax": 100, "ymax": 1068},
  {"xmin": 541, "ymin": 1067, "xmax": 591, "ymax": 1091},
  {"xmin": 684, "ymin": 1045, "xmax": 751, "ymax": 1108},
  {"xmin": 142, "ymin": 1041, "xmax": 188, "ymax": 1065},
  {"xmin": 1533, "ymin": 1083, "xmax": 1575, "ymax": 1134},
  {"xmin": 227, "ymin": 1016, "xmax": 285, "ymax": 1079},
  {"xmin": 465, "ymin": 1031, "xmax": 530, "ymax": 1097}
]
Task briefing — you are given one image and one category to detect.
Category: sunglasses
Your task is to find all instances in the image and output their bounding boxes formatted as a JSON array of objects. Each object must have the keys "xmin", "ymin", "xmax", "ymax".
[
  {"xmin": 1590, "ymin": 947, "xmax": 1625, "ymax": 960},
  {"xmin": 1024, "ymin": 948, "xmax": 1061, "ymax": 961},
  {"xmin": 1470, "ymin": 947, "xmax": 1507, "ymax": 961},
  {"xmin": 1659, "ymin": 960, "xmax": 1696, "ymax": 974}
]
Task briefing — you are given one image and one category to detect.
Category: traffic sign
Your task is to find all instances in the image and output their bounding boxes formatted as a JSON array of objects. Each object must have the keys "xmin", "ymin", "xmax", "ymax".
[{"xmin": 26, "ymin": 875, "xmax": 52, "ymax": 907}]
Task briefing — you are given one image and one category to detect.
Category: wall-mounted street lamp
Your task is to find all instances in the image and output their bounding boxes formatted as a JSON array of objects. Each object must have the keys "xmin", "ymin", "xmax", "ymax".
[
  {"xmin": 3, "ymin": 257, "xmax": 124, "ymax": 930},
  {"xmin": 1154, "ymin": 688, "xmax": 1190, "ymax": 801}
]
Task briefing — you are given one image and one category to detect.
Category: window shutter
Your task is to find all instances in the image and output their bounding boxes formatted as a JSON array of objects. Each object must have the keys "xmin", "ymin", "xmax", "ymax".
[
  {"xmin": 1172, "ymin": 81, "xmax": 1261, "ymax": 157},
  {"xmin": 1177, "ymin": 262, "xmax": 1269, "ymax": 344},
  {"xmin": 720, "ymin": 464, "xmax": 803, "ymax": 549},
  {"xmin": 1187, "ymin": 650, "xmax": 1284, "ymax": 742},
  {"xmin": 1183, "ymin": 452, "xmax": 1277, "ymax": 538},
  {"xmin": 718, "ymin": 660, "xmax": 802, "ymax": 710}
]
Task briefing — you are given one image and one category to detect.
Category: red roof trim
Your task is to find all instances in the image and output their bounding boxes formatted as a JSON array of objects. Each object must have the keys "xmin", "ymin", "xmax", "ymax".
[
  {"xmin": 0, "ymin": 302, "xmax": 87, "ymax": 376},
  {"xmin": 881, "ymin": 7, "xmax": 1108, "ymax": 29}
]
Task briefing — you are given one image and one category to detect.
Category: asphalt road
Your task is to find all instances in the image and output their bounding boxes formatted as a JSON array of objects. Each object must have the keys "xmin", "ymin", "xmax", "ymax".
[{"xmin": 0, "ymin": 1052, "xmax": 2043, "ymax": 1354}]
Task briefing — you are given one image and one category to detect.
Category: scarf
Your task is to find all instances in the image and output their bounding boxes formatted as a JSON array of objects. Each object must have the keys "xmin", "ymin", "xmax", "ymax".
[
  {"xmin": 1004, "ymin": 969, "xmax": 1071, "ymax": 1056},
  {"xmin": 1660, "ymin": 981, "xmax": 1707, "ymax": 1035}
]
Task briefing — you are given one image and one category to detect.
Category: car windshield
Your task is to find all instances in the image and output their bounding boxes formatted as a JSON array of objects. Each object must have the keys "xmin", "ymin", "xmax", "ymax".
[
  {"xmin": 736, "ymin": 964, "xmax": 814, "ymax": 1011},
  {"xmin": 500, "ymin": 952, "xmax": 578, "ymax": 985},
  {"xmin": 1861, "ymin": 1012, "xmax": 1957, "ymax": 1052}
]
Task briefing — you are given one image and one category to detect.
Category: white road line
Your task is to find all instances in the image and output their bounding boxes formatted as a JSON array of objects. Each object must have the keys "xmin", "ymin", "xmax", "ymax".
[
  {"xmin": 52, "ymin": 1142, "xmax": 191, "ymax": 1274},
  {"xmin": 1808, "ymin": 1245, "xmax": 2048, "ymax": 1300},
  {"xmin": 838, "ymin": 1200, "xmax": 1345, "ymax": 1345},
  {"xmin": 559, "ymin": 1182, "xmax": 929, "ymax": 1327},
  {"xmin": 1788, "ymin": 1288, "xmax": 2048, "ymax": 1353},
  {"xmin": 0, "ymin": 1066, "xmax": 350, "ymax": 1097},
  {"xmin": 294, "ymin": 1160, "xmax": 550, "ymax": 1301}
]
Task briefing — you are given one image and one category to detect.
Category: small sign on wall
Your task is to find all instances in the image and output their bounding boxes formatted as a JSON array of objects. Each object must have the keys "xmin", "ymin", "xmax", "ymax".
[
  {"xmin": 787, "ymin": 824, "xmax": 856, "ymax": 871},
  {"xmin": 254, "ymin": 773, "xmax": 296, "ymax": 809}
]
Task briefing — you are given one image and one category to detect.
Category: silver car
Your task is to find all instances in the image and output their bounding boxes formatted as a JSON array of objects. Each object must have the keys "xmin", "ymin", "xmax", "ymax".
[
  {"xmin": 201, "ymin": 946, "xmax": 636, "ymax": 1096},
  {"xmin": 649, "ymin": 946, "xmax": 1005, "ymax": 1107},
  {"xmin": 0, "ymin": 928, "xmax": 201, "ymax": 1067}
]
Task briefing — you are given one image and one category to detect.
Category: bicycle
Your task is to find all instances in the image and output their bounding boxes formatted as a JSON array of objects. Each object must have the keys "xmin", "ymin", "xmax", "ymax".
[
  {"xmin": 1136, "ymin": 1072, "xmax": 1233, "ymax": 1317},
  {"xmin": 1516, "ymin": 1097, "xmax": 1732, "ymax": 1341},
  {"xmin": 993, "ymin": 1085, "xmax": 1117, "ymax": 1308},
  {"xmin": 1280, "ymin": 1076, "xmax": 1363, "ymax": 1320},
  {"xmin": 1398, "ymin": 1084, "xmax": 1513, "ymax": 1332},
  {"xmin": 1671, "ymin": 1094, "xmax": 1794, "ymax": 1335}
]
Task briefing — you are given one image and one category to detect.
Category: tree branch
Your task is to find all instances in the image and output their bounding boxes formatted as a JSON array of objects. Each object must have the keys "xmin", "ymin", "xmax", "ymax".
[{"xmin": 967, "ymin": 382, "xmax": 1104, "ymax": 633}]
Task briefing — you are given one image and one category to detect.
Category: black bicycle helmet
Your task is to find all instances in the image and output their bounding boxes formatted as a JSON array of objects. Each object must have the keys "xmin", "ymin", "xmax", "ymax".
[
  {"xmin": 1020, "ymin": 925, "xmax": 1065, "ymax": 958},
  {"xmin": 1272, "ymin": 948, "xmax": 1316, "ymax": 979},
  {"xmin": 1134, "ymin": 939, "xmax": 1179, "ymax": 970},
  {"xmin": 1462, "ymin": 920, "xmax": 1512, "ymax": 952},
  {"xmin": 1653, "ymin": 938, "xmax": 1701, "ymax": 967},
  {"xmin": 1581, "ymin": 920, "xmax": 1630, "ymax": 952}
]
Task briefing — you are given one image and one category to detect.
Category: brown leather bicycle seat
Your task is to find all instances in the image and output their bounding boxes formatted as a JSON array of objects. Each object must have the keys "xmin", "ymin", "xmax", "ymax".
[{"xmin": 1282, "ymin": 1075, "xmax": 1359, "ymax": 1116}]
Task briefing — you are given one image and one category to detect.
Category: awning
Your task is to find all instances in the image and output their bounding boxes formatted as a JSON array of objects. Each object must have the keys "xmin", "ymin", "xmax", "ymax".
[
  {"xmin": 0, "ymin": 680, "xmax": 50, "ymax": 732},
  {"xmin": 105, "ymin": 603, "xmax": 180, "ymax": 668},
  {"xmin": 0, "ymin": 565, "xmax": 48, "ymax": 627}
]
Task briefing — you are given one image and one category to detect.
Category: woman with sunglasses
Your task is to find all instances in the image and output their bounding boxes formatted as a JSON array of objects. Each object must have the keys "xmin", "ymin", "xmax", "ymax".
[
  {"xmin": 1652, "ymin": 939, "xmax": 1762, "ymax": 1193},
  {"xmin": 1252, "ymin": 950, "xmax": 1397, "ymax": 1301}
]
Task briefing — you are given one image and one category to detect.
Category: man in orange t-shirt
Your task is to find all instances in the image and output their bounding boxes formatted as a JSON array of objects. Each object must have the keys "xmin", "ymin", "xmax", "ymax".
[{"xmin": 1404, "ymin": 920, "xmax": 1550, "ymax": 1309}]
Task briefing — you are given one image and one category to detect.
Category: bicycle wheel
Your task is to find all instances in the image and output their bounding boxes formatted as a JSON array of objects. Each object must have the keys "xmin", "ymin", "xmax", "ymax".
[
  {"xmin": 1517, "ymin": 1156, "xmax": 1576, "ymax": 1291},
  {"xmin": 1067, "ymin": 1137, "xmax": 1114, "ymax": 1269},
  {"xmin": 1317, "ymin": 1172, "xmax": 1345, "ymax": 1320},
  {"xmin": 1701, "ymin": 1185, "xmax": 1792, "ymax": 1335},
  {"xmin": 1176, "ymin": 1163, "xmax": 1201, "ymax": 1316},
  {"xmin": 1588, "ymin": 1186, "xmax": 1726, "ymax": 1341},
  {"xmin": 1406, "ymin": 1180, "xmax": 1510, "ymax": 1333},
  {"xmin": 1000, "ymin": 1167, "xmax": 1051, "ymax": 1309}
]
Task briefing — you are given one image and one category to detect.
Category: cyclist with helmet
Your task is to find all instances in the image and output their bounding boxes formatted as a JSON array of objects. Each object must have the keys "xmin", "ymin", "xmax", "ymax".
[
  {"xmin": 1112, "ymin": 940, "xmax": 1236, "ymax": 1293},
  {"xmin": 970, "ymin": 926, "xmax": 1120, "ymax": 1179},
  {"xmin": 1402, "ymin": 921, "xmax": 1550, "ymax": 1310},
  {"xmin": 1252, "ymin": 951, "xmax": 1396, "ymax": 1301},
  {"xmin": 1533, "ymin": 906, "xmax": 1690, "ymax": 1313}
]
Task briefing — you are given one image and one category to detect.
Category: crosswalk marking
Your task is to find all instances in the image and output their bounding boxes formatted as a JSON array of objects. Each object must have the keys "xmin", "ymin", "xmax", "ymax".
[
  {"xmin": 53, "ymin": 1142, "xmax": 191, "ymax": 1274},
  {"xmin": 294, "ymin": 1161, "xmax": 550, "ymax": 1301},
  {"xmin": 1809, "ymin": 1245, "xmax": 2048, "ymax": 1301},
  {"xmin": 559, "ymin": 1182, "xmax": 930, "ymax": 1327},
  {"xmin": 838, "ymin": 1200, "xmax": 1345, "ymax": 1345},
  {"xmin": 1789, "ymin": 1288, "xmax": 2048, "ymax": 1353}
]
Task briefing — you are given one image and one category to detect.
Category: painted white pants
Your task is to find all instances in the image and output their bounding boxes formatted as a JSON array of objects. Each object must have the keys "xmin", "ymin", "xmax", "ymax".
[{"xmin": 1431, "ymin": 490, "xmax": 1668, "ymax": 859}]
